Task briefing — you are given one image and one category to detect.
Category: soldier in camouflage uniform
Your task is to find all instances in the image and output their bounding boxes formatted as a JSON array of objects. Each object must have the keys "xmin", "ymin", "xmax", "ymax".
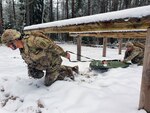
[
  {"xmin": 123, "ymin": 42, "xmax": 144, "ymax": 65},
  {"xmin": 1, "ymin": 29, "xmax": 78, "ymax": 86}
]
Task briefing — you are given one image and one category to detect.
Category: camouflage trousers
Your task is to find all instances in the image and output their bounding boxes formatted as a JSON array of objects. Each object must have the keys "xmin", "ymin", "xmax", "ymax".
[
  {"xmin": 28, "ymin": 65, "xmax": 78, "ymax": 86},
  {"xmin": 131, "ymin": 56, "xmax": 143, "ymax": 65}
]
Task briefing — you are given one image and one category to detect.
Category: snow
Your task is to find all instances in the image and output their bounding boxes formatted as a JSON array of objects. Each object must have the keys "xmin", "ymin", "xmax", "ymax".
[
  {"xmin": 0, "ymin": 44, "xmax": 146, "ymax": 113},
  {"xmin": 24, "ymin": 5, "xmax": 150, "ymax": 30}
]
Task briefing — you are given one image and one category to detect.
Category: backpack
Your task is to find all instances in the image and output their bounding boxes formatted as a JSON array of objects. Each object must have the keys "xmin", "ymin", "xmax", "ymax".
[
  {"xmin": 132, "ymin": 41, "xmax": 145, "ymax": 51},
  {"xmin": 30, "ymin": 31, "xmax": 49, "ymax": 40}
]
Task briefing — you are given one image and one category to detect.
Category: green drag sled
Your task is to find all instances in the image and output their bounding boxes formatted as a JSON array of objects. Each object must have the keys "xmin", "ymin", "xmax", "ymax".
[{"xmin": 89, "ymin": 60, "xmax": 131, "ymax": 72}]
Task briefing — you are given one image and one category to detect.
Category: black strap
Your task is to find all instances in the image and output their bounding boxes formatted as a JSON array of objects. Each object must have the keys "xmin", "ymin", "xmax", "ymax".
[{"xmin": 67, "ymin": 51, "xmax": 96, "ymax": 61}]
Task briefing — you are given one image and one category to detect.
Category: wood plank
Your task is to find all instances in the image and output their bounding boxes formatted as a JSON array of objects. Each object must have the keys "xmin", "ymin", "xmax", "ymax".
[
  {"xmin": 118, "ymin": 39, "xmax": 122, "ymax": 54},
  {"xmin": 139, "ymin": 28, "xmax": 150, "ymax": 112},
  {"xmin": 77, "ymin": 36, "xmax": 82, "ymax": 61},
  {"xmin": 70, "ymin": 30, "xmax": 147, "ymax": 38},
  {"xmin": 103, "ymin": 38, "xmax": 107, "ymax": 57}
]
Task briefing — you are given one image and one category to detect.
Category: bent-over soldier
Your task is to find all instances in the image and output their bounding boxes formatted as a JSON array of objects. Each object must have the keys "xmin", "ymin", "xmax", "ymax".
[
  {"xmin": 123, "ymin": 42, "xmax": 144, "ymax": 65},
  {"xmin": 1, "ymin": 29, "xmax": 78, "ymax": 86}
]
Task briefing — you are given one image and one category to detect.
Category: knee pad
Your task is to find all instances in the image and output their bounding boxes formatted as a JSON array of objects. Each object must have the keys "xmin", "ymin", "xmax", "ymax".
[{"xmin": 28, "ymin": 69, "xmax": 44, "ymax": 79}]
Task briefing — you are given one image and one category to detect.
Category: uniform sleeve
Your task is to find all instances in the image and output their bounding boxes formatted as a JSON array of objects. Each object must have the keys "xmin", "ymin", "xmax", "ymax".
[
  {"xmin": 34, "ymin": 36, "xmax": 67, "ymax": 58},
  {"xmin": 124, "ymin": 51, "xmax": 129, "ymax": 59},
  {"xmin": 124, "ymin": 50, "xmax": 140, "ymax": 62}
]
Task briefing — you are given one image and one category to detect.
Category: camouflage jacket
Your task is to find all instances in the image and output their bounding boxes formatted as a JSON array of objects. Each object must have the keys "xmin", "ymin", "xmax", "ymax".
[
  {"xmin": 124, "ymin": 46, "xmax": 144, "ymax": 64},
  {"xmin": 19, "ymin": 33, "xmax": 67, "ymax": 70}
]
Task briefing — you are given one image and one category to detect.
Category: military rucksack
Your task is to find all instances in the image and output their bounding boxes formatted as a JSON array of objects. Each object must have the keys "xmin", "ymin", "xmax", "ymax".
[
  {"xmin": 30, "ymin": 31, "xmax": 49, "ymax": 40},
  {"xmin": 132, "ymin": 42, "xmax": 145, "ymax": 51}
]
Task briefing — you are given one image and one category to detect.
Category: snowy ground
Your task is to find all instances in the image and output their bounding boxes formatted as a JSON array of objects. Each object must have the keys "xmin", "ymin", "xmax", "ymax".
[{"xmin": 0, "ymin": 44, "xmax": 146, "ymax": 113}]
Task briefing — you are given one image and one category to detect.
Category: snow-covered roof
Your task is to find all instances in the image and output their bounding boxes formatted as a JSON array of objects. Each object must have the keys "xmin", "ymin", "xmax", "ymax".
[{"xmin": 24, "ymin": 5, "xmax": 150, "ymax": 31}]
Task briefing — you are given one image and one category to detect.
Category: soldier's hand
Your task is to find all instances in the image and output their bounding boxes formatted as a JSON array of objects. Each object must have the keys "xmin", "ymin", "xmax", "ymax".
[
  {"xmin": 121, "ymin": 60, "xmax": 126, "ymax": 63},
  {"xmin": 66, "ymin": 52, "xmax": 71, "ymax": 60}
]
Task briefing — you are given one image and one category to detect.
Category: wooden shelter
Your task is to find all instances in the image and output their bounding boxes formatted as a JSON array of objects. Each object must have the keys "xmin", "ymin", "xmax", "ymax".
[
  {"xmin": 69, "ymin": 29, "xmax": 147, "ymax": 57},
  {"xmin": 24, "ymin": 5, "xmax": 150, "ymax": 112}
]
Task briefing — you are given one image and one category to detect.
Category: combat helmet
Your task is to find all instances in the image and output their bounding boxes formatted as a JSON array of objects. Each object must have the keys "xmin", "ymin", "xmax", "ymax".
[
  {"xmin": 1, "ymin": 29, "xmax": 21, "ymax": 45},
  {"xmin": 125, "ymin": 42, "xmax": 134, "ymax": 47}
]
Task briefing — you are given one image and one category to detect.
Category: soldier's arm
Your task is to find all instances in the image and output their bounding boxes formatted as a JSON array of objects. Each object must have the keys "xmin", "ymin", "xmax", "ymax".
[
  {"xmin": 124, "ymin": 51, "xmax": 140, "ymax": 62},
  {"xmin": 49, "ymin": 44, "xmax": 67, "ymax": 57},
  {"xmin": 34, "ymin": 37, "xmax": 67, "ymax": 57},
  {"xmin": 124, "ymin": 51, "xmax": 129, "ymax": 59}
]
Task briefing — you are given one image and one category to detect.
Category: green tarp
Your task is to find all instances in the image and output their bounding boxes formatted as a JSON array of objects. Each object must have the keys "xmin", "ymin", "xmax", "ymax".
[{"xmin": 90, "ymin": 60, "xmax": 131, "ymax": 72}]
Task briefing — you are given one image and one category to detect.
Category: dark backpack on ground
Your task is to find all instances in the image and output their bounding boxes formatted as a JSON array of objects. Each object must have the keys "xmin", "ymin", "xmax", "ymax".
[{"xmin": 132, "ymin": 42, "xmax": 145, "ymax": 51}]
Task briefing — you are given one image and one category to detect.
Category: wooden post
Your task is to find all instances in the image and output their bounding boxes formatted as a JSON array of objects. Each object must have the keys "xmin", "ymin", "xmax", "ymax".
[
  {"xmin": 118, "ymin": 39, "xmax": 122, "ymax": 55},
  {"xmin": 103, "ymin": 38, "xmax": 107, "ymax": 57},
  {"xmin": 139, "ymin": 28, "xmax": 150, "ymax": 113},
  {"xmin": 77, "ymin": 36, "xmax": 82, "ymax": 61}
]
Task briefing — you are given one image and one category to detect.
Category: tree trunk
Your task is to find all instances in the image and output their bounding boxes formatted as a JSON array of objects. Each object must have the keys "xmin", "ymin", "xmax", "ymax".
[
  {"xmin": 88, "ymin": 0, "xmax": 92, "ymax": 15},
  {"xmin": 12, "ymin": 0, "xmax": 16, "ymax": 23},
  {"xmin": 112, "ymin": 0, "xmax": 119, "ymax": 11},
  {"xmin": 57, "ymin": 0, "xmax": 59, "ymax": 20},
  {"xmin": 139, "ymin": 28, "xmax": 150, "ymax": 113},
  {"xmin": 61, "ymin": 0, "xmax": 65, "ymax": 19},
  {"xmin": 66, "ymin": 0, "xmax": 69, "ymax": 19},
  {"xmin": 25, "ymin": 0, "xmax": 30, "ymax": 25},
  {"xmin": 49, "ymin": 0, "xmax": 53, "ymax": 21},
  {"xmin": 72, "ymin": 0, "xmax": 75, "ymax": 18},
  {"xmin": 0, "ymin": 0, "xmax": 3, "ymax": 34}
]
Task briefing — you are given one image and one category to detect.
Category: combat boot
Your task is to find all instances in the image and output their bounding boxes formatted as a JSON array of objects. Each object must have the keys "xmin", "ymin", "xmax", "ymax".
[
  {"xmin": 67, "ymin": 68, "xmax": 74, "ymax": 80},
  {"xmin": 28, "ymin": 67, "xmax": 44, "ymax": 79},
  {"xmin": 59, "ymin": 67, "xmax": 74, "ymax": 80},
  {"xmin": 44, "ymin": 76, "xmax": 57, "ymax": 86},
  {"xmin": 44, "ymin": 70, "xmax": 59, "ymax": 86},
  {"xmin": 72, "ymin": 66, "xmax": 79, "ymax": 74}
]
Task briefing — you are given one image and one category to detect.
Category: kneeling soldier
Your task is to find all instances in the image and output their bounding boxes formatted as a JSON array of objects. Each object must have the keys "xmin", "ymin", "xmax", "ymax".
[
  {"xmin": 1, "ymin": 29, "xmax": 78, "ymax": 86},
  {"xmin": 123, "ymin": 42, "xmax": 144, "ymax": 65}
]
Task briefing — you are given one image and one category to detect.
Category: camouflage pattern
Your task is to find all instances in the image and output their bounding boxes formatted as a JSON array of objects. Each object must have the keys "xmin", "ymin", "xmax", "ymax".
[
  {"xmin": 124, "ymin": 46, "xmax": 144, "ymax": 65},
  {"xmin": 1, "ymin": 29, "xmax": 78, "ymax": 86},
  {"xmin": 20, "ymin": 33, "xmax": 67, "ymax": 69},
  {"xmin": 19, "ymin": 32, "xmax": 74, "ymax": 86},
  {"xmin": 1, "ymin": 29, "xmax": 21, "ymax": 44}
]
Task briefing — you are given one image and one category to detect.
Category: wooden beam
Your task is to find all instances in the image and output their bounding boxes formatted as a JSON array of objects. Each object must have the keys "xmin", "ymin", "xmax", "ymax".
[
  {"xmin": 70, "ymin": 30, "xmax": 147, "ymax": 39},
  {"xmin": 139, "ymin": 28, "xmax": 150, "ymax": 112},
  {"xmin": 103, "ymin": 38, "xmax": 107, "ymax": 57},
  {"xmin": 118, "ymin": 39, "xmax": 122, "ymax": 55},
  {"xmin": 77, "ymin": 36, "xmax": 82, "ymax": 61}
]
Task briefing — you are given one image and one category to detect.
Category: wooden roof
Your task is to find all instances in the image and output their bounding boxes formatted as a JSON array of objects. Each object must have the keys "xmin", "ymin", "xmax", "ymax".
[
  {"xmin": 24, "ymin": 5, "xmax": 150, "ymax": 38},
  {"xmin": 24, "ymin": 16, "xmax": 150, "ymax": 34}
]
